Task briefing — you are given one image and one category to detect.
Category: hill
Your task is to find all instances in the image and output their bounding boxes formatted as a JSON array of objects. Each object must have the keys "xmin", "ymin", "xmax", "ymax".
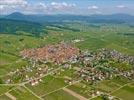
[
  {"xmin": 0, "ymin": 19, "xmax": 45, "ymax": 36},
  {"xmin": 3, "ymin": 12, "xmax": 134, "ymax": 24}
]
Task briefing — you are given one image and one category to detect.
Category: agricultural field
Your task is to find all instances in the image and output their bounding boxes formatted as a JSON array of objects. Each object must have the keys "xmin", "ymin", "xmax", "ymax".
[{"xmin": 0, "ymin": 20, "xmax": 134, "ymax": 100}]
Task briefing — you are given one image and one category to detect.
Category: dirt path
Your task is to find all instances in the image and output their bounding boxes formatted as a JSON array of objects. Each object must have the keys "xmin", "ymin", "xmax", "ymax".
[
  {"xmin": 5, "ymin": 93, "xmax": 16, "ymax": 100},
  {"xmin": 23, "ymin": 85, "xmax": 43, "ymax": 100},
  {"xmin": 63, "ymin": 88, "xmax": 88, "ymax": 100}
]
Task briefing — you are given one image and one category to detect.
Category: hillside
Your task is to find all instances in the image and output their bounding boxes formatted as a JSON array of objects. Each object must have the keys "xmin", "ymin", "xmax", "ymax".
[{"xmin": 0, "ymin": 19, "xmax": 45, "ymax": 36}]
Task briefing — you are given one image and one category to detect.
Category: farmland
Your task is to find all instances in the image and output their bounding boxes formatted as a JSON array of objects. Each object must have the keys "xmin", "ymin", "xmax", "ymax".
[{"xmin": 0, "ymin": 20, "xmax": 134, "ymax": 100}]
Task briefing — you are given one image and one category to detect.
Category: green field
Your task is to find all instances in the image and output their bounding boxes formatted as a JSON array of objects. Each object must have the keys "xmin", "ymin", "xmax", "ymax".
[
  {"xmin": 0, "ymin": 22, "xmax": 134, "ymax": 100},
  {"xmin": 112, "ymin": 83, "xmax": 134, "ymax": 100},
  {"xmin": 68, "ymin": 81, "xmax": 92, "ymax": 98},
  {"xmin": 9, "ymin": 86, "xmax": 39, "ymax": 100},
  {"xmin": 26, "ymin": 75, "xmax": 67, "ymax": 96},
  {"xmin": 0, "ymin": 86, "xmax": 14, "ymax": 95},
  {"xmin": 43, "ymin": 90, "xmax": 78, "ymax": 100}
]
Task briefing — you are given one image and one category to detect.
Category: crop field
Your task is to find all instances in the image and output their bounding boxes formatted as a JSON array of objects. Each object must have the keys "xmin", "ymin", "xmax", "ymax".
[
  {"xmin": 9, "ymin": 86, "xmax": 39, "ymax": 100},
  {"xmin": 43, "ymin": 89, "xmax": 78, "ymax": 100},
  {"xmin": 68, "ymin": 81, "xmax": 92, "ymax": 98},
  {"xmin": 112, "ymin": 83, "xmax": 134, "ymax": 100},
  {"xmin": 0, "ymin": 22, "xmax": 134, "ymax": 100},
  {"xmin": 25, "ymin": 75, "xmax": 67, "ymax": 96}
]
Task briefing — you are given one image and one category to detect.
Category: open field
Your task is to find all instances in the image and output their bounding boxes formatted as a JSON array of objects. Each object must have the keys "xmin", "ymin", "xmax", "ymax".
[
  {"xmin": 112, "ymin": 83, "xmax": 134, "ymax": 100},
  {"xmin": 0, "ymin": 86, "xmax": 14, "ymax": 95},
  {"xmin": 8, "ymin": 86, "xmax": 39, "ymax": 100},
  {"xmin": 0, "ymin": 22, "xmax": 134, "ymax": 100},
  {"xmin": 43, "ymin": 89, "xmax": 78, "ymax": 100},
  {"xmin": 25, "ymin": 75, "xmax": 67, "ymax": 96}
]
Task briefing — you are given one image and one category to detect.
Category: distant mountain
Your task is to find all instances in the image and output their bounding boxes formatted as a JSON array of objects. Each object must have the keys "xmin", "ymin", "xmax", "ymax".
[
  {"xmin": 2, "ymin": 12, "xmax": 134, "ymax": 24},
  {"xmin": 0, "ymin": 15, "xmax": 5, "ymax": 18},
  {"xmin": 89, "ymin": 13, "xmax": 134, "ymax": 22},
  {"xmin": 4, "ymin": 12, "xmax": 57, "ymax": 23},
  {"xmin": 5, "ymin": 12, "xmax": 26, "ymax": 20}
]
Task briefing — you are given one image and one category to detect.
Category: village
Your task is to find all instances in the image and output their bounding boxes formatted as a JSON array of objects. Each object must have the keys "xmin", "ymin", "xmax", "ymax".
[
  {"xmin": 1, "ymin": 43, "xmax": 134, "ymax": 84},
  {"xmin": 0, "ymin": 43, "xmax": 134, "ymax": 100}
]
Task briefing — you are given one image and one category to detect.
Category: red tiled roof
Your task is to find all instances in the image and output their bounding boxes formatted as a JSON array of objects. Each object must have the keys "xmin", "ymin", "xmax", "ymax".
[{"xmin": 20, "ymin": 43, "xmax": 79, "ymax": 63}]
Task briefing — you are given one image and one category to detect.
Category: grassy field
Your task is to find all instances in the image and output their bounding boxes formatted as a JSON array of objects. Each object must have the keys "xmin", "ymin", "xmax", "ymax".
[
  {"xmin": 0, "ymin": 95, "xmax": 11, "ymax": 100},
  {"xmin": 43, "ymin": 89, "xmax": 78, "ymax": 100},
  {"xmin": 26, "ymin": 75, "xmax": 67, "ymax": 96},
  {"xmin": 44, "ymin": 23, "xmax": 134, "ymax": 55},
  {"xmin": 8, "ymin": 86, "xmax": 39, "ymax": 100},
  {"xmin": 0, "ymin": 22, "xmax": 134, "ymax": 100},
  {"xmin": 0, "ymin": 86, "xmax": 14, "ymax": 95},
  {"xmin": 68, "ymin": 81, "xmax": 92, "ymax": 98},
  {"xmin": 112, "ymin": 83, "xmax": 134, "ymax": 100},
  {"xmin": 95, "ymin": 80, "xmax": 120, "ymax": 93},
  {"xmin": 0, "ymin": 58, "xmax": 28, "ymax": 76}
]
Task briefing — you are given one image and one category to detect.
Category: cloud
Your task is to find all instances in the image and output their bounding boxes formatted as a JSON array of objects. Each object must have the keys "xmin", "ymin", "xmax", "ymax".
[
  {"xmin": 21, "ymin": 2, "xmax": 76, "ymax": 14},
  {"xmin": 0, "ymin": 1, "xmax": 76, "ymax": 14},
  {"xmin": 0, "ymin": 0, "xmax": 28, "ymax": 14},
  {"xmin": 116, "ymin": 5, "xmax": 127, "ymax": 9},
  {"xmin": 0, "ymin": 5, "xmax": 4, "ymax": 9},
  {"xmin": 88, "ymin": 5, "xmax": 99, "ymax": 10},
  {"xmin": 0, "ymin": 0, "xmax": 27, "ymax": 5},
  {"xmin": 20, "ymin": 3, "xmax": 47, "ymax": 14},
  {"xmin": 87, "ymin": 5, "xmax": 102, "ymax": 14},
  {"xmin": 50, "ymin": 2, "xmax": 76, "ymax": 11}
]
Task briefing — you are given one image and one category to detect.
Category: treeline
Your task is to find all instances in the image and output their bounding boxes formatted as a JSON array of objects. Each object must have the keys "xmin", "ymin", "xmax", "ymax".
[
  {"xmin": 49, "ymin": 24, "xmax": 80, "ymax": 32},
  {"xmin": 118, "ymin": 32, "xmax": 134, "ymax": 36}
]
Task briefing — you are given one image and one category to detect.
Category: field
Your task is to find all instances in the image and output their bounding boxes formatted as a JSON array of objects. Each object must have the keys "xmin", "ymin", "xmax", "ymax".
[
  {"xmin": 112, "ymin": 83, "xmax": 134, "ymax": 100},
  {"xmin": 0, "ymin": 22, "xmax": 134, "ymax": 100}
]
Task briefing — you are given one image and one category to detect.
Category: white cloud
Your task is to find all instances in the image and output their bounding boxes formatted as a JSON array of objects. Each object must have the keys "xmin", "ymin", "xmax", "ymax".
[
  {"xmin": 0, "ymin": 5, "xmax": 4, "ymax": 9},
  {"xmin": 0, "ymin": 0, "xmax": 27, "ymax": 5},
  {"xmin": 88, "ymin": 5, "xmax": 99, "ymax": 10},
  {"xmin": 87, "ymin": 5, "xmax": 101, "ymax": 14},
  {"xmin": 0, "ymin": 0, "xmax": 28, "ymax": 14},
  {"xmin": 20, "ymin": 3, "xmax": 48, "ymax": 14},
  {"xmin": 0, "ymin": 5, "xmax": 17, "ymax": 14},
  {"xmin": 20, "ymin": 2, "xmax": 76, "ymax": 14},
  {"xmin": 50, "ymin": 2, "xmax": 76, "ymax": 11},
  {"xmin": 0, "ymin": 1, "xmax": 76, "ymax": 14},
  {"xmin": 116, "ymin": 5, "xmax": 126, "ymax": 9}
]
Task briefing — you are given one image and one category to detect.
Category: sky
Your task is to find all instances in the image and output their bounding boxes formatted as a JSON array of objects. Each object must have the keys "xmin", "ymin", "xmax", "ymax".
[{"xmin": 0, "ymin": 0, "xmax": 134, "ymax": 15}]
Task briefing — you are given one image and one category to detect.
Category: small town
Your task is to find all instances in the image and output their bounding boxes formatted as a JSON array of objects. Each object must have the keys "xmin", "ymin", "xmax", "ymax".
[{"xmin": 0, "ymin": 43, "xmax": 133, "ymax": 100}]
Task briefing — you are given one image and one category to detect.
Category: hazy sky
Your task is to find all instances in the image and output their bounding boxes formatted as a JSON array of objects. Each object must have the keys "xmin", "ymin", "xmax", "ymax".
[{"xmin": 0, "ymin": 0, "xmax": 134, "ymax": 15}]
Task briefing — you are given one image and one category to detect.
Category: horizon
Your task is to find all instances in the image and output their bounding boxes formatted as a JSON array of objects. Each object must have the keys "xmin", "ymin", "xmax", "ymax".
[
  {"xmin": 2, "ymin": 11, "xmax": 134, "ymax": 16},
  {"xmin": 0, "ymin": 0, "xmax": 134, "ymax": 15}
]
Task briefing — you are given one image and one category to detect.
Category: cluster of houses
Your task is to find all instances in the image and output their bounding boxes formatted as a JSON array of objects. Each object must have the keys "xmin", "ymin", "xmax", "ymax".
[
  {"xmin": 71, "ymin": 48, "xmax": 134, "ymax": 84},
  {"xmin": 118, "ymin": 70, "xmax": 134, "ymax": 79},
  {"xmin": 2, "ymin": 43, "xmax": 133, "ymax": 87},
  {"xmin": 30, "ymin": 78, "xmax": 43, "ymax": 86},
  {"xmin": 75, "ymin": 66, "xmax": 112, "ymax": 84},
  {"xmin": 99, "ymin": 93, "xmax": 120, "ymax": 100},
  {"xmin": 3, "ymin": 64, "xmax": 51, "ymax": 84},
  {"xmin": 89, "ymin": 90, "xmax": 117, "ymax": 100},
  {"xmin": 96, "ymin": 48, "xmax": 134, "ymax": 65},
  {"xmin": 75, "ymin": 65, "xmax": 134, "ymax": 85},
  {"xmin": 20, "ymin": 43, "xmax": 79, "ymax": 64}
]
